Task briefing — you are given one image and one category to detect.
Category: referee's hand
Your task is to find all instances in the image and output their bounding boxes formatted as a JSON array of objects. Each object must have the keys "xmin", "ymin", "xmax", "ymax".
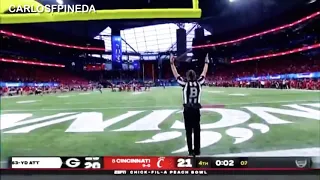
[
  {"xmin": 205, "ymin": 53, "xmax": 209, "ymax": 64},
  {"xmin": 170, "ymin": 53, "xmax": 175, "ymax": 64}
]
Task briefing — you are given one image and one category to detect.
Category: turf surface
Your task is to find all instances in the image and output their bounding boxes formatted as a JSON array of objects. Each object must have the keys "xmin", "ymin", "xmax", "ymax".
[{"xmin": 1, "ymin": 87, "xmax": 319, "ymax": 163}]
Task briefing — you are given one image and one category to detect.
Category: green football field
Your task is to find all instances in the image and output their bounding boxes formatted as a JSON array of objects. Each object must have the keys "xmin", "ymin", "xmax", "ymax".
[{"xmin": 1, "ymin": 87, "xmax": 320, "ymax": 166}]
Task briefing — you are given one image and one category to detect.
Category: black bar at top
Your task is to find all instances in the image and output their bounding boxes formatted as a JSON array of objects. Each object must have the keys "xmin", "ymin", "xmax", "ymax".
[{"xmin": 247, "ymin": 157, "xmax": 312, "ymax": 168}]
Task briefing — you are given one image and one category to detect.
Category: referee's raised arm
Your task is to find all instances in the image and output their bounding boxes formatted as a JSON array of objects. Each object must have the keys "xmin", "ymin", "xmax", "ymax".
[
  {"xmin": 170, "ymin": 54, "xmax": 186, "ymax": 86},
  {"xmin": 198, "ymin": 53, "xmax": 209, "ymax": 85}
]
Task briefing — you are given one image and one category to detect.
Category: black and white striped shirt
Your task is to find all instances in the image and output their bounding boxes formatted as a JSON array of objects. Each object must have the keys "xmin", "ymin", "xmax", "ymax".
[{"xmin": 177, "ymin": 76, "xmax": 205, "ymax": 108}]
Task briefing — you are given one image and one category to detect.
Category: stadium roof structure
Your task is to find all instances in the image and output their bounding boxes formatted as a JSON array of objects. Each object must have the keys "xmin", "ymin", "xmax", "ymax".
[
  {"xmin": 1, "ymin": 0, "xmax": 314, "ymax": 58},
  {"xmin": 3, "ymin": 0, "xmax": 309, "ymax": 38},
  {"xmin": 94, "ymin": 23, "xmax": 211, "ymax": 55}
]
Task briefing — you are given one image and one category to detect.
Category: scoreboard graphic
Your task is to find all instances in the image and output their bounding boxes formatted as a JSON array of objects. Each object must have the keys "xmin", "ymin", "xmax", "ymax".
[{"xmin": 6, "ymin": 156, "xmax": 319, "ymax": 175}]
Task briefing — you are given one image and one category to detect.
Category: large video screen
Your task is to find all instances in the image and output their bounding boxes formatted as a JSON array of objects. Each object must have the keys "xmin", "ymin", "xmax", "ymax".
[
  {"xmin": 105, "ymin": 59, "xmax": 113, "ymax": 71},
  {"xmin": 111, "ymin": 36, "xmax": 122, "ymax": 69},
  {"xmin": 122, "ymin": 60, "xmax": 140, "ymax": 71}
]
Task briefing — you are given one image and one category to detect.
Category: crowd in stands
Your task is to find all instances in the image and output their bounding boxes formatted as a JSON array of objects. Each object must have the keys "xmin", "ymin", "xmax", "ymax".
[
  {"xmin": 0, "ymin": 63, "xmax": 88, "ymax": 84},
  {"xmin": 0, "ymin": 84, "xmax": 100, "ymax": 97},
  {"xmin": 205, "ymin": 54, "xmax": 320, "ymax": 90},
  {"xmin": 208, "ymin": 78, "xmax": 320, "ymax": 90},
  {"xmin": 210, "ymin": 55, "xmax": 320, "ymax": 80},
  {"xmin": 0, "ymin": 62, "xmax": 95, "ymax": 96}
]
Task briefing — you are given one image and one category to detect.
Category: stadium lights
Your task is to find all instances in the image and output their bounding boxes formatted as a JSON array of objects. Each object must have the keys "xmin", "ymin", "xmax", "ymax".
[
  {"xmin": 308, "ymin": 0, "xmax": 317, "ymax": 4},
  {"xmin": 231, "ymin": 43, "xmax": 320, "ymax": 63},
  {"xmin": 56, "ymin": 0, "xmax": 63, "ymax": 5},
  {"xmin": 1, "ymin": 11, "xmax": 319, "ymax": 51},
  {"xmin": 0, "ymin": 58, "xmax": 65, "ymax": 67}
]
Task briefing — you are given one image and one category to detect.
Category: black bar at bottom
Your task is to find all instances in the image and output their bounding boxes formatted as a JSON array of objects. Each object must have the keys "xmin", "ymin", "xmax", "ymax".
[{"xmin": 1, "ymin": 169, "xmax": 319, "ymax": 175}]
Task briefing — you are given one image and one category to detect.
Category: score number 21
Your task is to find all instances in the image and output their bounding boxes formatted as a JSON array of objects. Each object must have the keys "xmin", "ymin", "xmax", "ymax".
[{"xmin": 177, "ymin": 158, "xmax": 193, "ymax": 167}]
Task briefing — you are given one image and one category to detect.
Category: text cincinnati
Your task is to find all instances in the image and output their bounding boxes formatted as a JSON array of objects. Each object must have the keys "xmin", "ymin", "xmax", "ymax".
[{"xmin": 113, "ymin": 159, "xmax": 151, "ymax": 163}]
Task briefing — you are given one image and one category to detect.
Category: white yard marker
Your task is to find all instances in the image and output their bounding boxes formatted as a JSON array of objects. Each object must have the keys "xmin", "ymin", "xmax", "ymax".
[
  {"xmin": 207, "ymin": 91, "xmax": 224, "ymax": 93},
  {"xmin": 65, "ymin": 102, "xmax": 90, "ymax": 105},
  {"xmin": 246, "ymin": 88, "xmax": 320, "ymax": 92},
  {"xmin": 79, "ymin": 93, "xmax": 91, "ymax": 95},
  {"xmin": 57, "ymin": 95, "xmax": 70, "ymax": 98},
  {"xmin": 16, "ymin": 100, "xmax": 39, "ymax": 104},
  {"xmin": 132, "ymin": 92, "xmax": 145, "ymax": 95},
  {"xmin": 229, "ymin": 93, "xmax": 248, "ymax": 96},
  {"xmin": 1, "ymin": 95, "xmax": 20, "ymax": 99},
  {"xmin": 288, "ymin": 89, "xmax": 320, "ymax": 92}
]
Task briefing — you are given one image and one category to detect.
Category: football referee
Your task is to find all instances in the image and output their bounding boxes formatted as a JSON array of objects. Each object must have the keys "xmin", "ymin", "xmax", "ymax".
[{"xmin": 170, "ymin": 53, "xmax": 209, "ymax": 156}]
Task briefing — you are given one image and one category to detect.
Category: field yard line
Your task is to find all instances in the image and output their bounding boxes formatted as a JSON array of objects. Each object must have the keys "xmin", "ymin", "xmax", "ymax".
[
  {"xmin": 16, "ymin": 100, "xmax": 40, "ymax": 104},
  {"xmin": 1, "ymin": 95, "xmax": 20, "ymax": 99},
  {"xmin": 222, "ymin": 87, "xmax": 320, "ymax": 92},
  {"xmin": 2, "ymin": 99, "xmax": 319, "ymax": 112},
  {"xmin": 65, "ymin": 102, "xmax": 93, "ymax": 105},
  {"xmin": 65, "ymin": 99, "xmax": 150, "ymax": 105}
]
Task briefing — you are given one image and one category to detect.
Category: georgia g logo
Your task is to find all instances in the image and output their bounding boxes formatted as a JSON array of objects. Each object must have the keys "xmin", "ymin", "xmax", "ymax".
[{"xmin": 65, "ymin": 158, "xmax": 81, "ymax": 168}]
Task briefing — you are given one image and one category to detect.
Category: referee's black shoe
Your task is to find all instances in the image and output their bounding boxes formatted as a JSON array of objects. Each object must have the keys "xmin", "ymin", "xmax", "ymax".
[
  {"xmin": 188, "ymin": 150, "xmax": 194, "ymax": 156},
  {"xmin": 193, "ymin": 150, "xmax": 200, "ymax": 156}
]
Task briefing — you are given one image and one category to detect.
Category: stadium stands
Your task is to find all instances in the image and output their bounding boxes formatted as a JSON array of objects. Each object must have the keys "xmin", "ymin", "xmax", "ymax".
[
  {"xmin": 212, "ymin": 55, "xmax": 320, "ymax": 78},
  {"xmin": 0, "ymin": 63, "xmax": 89, "ymax": 84},
  {"xmin": 0, "ymin": 11, "xmax": 320, "ymax": 94}
]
